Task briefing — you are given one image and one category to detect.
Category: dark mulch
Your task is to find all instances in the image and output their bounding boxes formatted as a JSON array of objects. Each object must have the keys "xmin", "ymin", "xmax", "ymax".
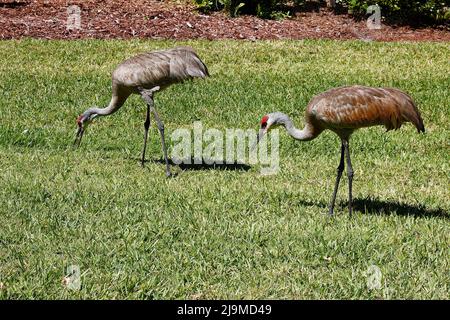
[{"xmin": 0, "ymin": 0, "xmax": 449, "ymax": 41}]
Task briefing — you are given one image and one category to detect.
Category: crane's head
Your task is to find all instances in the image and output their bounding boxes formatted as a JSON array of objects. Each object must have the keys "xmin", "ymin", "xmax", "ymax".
[
  {"xmin": 255, "ymin": 112, "xmax": 288, "ymax": 145},
  {"xmin": 74, "ymin": 112, "xmax": 97, "ymax": 148}
]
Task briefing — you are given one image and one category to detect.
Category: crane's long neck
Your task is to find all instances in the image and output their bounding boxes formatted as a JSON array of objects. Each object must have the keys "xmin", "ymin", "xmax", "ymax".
[
  {"xmin": 283, "ymin": 116, "xmax": 317, "ymax": 141},
  {"xmin": 84, "ymin": 95, "xmax": 126, "ymax": 118}
]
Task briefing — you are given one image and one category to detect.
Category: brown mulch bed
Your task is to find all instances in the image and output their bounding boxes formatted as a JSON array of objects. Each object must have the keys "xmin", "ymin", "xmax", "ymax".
[{"xmin": 1, "ymin": 0, "xmax": 449, "ymax": 41}]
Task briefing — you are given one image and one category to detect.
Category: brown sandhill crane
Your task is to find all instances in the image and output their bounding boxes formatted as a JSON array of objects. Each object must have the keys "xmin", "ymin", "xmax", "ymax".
[
  {"xmin": 256, "ymin": 85, "xmax": 425, "ymax": 216},
  {"xmin": 74, "ymin": 46, "xmax": 209, "ymax": 176}
]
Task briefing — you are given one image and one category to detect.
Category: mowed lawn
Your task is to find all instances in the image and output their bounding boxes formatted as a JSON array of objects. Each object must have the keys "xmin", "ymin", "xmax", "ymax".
[{"xmin": 0, "ymin": 39, "xmax": 448, "ymax": 299}]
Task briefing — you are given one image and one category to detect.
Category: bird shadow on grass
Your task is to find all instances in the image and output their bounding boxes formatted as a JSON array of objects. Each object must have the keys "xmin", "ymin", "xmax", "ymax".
[
  {"xmin": 139, "ymin": 157, "xmax": 252, "ymax": 172},
  {"xmin": 297, "ymin": 197, "xmax": 449, "ymax": 219},
  {"xmin": 351, "ymin": 197, "xmax": 449, "ymax": 219}
]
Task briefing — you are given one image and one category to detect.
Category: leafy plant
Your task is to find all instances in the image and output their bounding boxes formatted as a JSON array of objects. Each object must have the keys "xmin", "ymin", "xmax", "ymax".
[
  {"xmin": 193, "ymin": 0, "xmax": 290, "ymax": 19},
  {"xmin": 193, "ymin": 0, "xmax": 221, "ymax": 13},
  {"xmin": 194, "ymin": 0, "xmax": 449, "ymax": 23},
  {"xmin": 270, "ymin": 9, "xmax": 292, "ymax": 20},
  {"xmin": 337, "ymin": 0, "xmax": 450, "ymax": 24},
  {"xmin": 218, "ymin": 0, "xmax": 246, "ymax": 17}
]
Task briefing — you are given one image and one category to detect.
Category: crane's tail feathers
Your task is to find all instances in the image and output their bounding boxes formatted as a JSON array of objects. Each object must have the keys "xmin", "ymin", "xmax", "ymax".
[
  {"xmin": 392, "ymin": 89, "xmax": 425, "ymax": 134},
  {"xmin": 187, "ymin": 53, "xmax": 209, "ymax": 78},
  {"xmin": 416, "ymin": 117, "xmax": 425, "ymax": 133},
  {"xmin": 406, "ymin": 102, "xmax": 425, "ymax": 133}
]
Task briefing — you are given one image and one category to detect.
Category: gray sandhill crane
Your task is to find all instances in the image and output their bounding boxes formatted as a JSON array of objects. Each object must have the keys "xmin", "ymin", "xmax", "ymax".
[
  {"xmin": 256, "ymin": 85, "xmax": 425, "ymax": 216},
  {"xmin": 74, "ymin": 46, "xmax": 209, "ymax": 176}
]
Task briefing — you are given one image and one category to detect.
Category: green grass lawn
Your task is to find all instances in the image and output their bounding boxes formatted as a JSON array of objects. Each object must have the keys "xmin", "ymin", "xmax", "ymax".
[{"xmin": 0, "ymin": 39, "xmax": 449, "ymax": 299}]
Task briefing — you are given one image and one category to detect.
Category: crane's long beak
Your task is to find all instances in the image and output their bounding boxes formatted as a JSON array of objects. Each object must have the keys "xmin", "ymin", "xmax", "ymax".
[
  {"xmin": 251, "ymin": 128, "xmax": 266, "ymax": 151},
  {"xmin": 73, "ymin": 126, "xmax": 84, "ymax": 148}
]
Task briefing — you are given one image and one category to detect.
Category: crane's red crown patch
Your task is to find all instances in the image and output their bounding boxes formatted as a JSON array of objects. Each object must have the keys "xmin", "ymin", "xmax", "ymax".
[{"xmin": 261, "ymin": 115, "xmax": 269, "ymax": 125}]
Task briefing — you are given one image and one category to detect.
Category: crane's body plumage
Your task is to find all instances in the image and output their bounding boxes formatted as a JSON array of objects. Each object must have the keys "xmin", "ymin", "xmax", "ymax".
[
  {"xmin": 258, "ymin": 85, "xmax": 425, "ymax": 216},
  {"xmin": 112, "ymin": 46, "xmax": 209, "ymax": 93},
  {"xmin": 306, "ymin": 86, "xmax": 424, "ymax": 134},
  {"xmin": 75, "ymin": 46, "xmax": 209, "ymax": 176},
  {"xmin": 305, "ymin": 86, "xmax": 424, "ymax": 139}
]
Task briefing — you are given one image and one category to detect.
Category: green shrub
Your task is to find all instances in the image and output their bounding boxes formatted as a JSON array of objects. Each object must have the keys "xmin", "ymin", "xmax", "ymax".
[
  {"xmin": 193, "ymin": 0, "xmax": 220, "ymax": 13},
  {"xmin": 337, "ymin": 0, "xmax": 450, "ymax": 24},
  {"xmin": 193, "ymin": 0, "xmax": 291, "ymax": 18},
  {"xmin": 193, "ymin": 0, "xmax": 449, "ymax": 23}
]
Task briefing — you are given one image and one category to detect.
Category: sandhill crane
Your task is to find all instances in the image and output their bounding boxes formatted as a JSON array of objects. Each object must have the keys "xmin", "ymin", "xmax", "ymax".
[
  {"xmin": 256, "ymin": 85, "xmax": 425, "ymax": 216},
  {"xmin": 74, "ymin": 46, "xmax": 209, "ymax": 176}
]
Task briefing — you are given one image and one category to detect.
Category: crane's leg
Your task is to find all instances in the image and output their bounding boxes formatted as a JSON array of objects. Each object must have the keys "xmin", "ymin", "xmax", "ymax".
[
  {"xmin": 343, "ymin": 140, "xmax": 354, "ymax": 216},
  {"xmin": 138, "ymin": 86, "xmax": 170, "ymax": 176},
  {"xmin": 150, "ymin": 106, "xmax": 171, "ymax": 177},
  {"xmin": 141, "ymin": 103, "xmax": 151, "ymax": 167},
  {"xmin": 328, "ymin": 142, "xmax": 345, "ymax": 216}
]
